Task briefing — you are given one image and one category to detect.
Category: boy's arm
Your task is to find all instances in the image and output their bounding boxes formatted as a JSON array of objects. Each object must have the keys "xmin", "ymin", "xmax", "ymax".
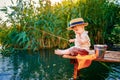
[{"xmin": 69, "ymin": 39, "xmax": 75, "ymax": 43}]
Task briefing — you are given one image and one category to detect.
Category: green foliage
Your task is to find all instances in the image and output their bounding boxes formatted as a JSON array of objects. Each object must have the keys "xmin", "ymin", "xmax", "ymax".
[
  {"xmin": 0, "ymin": 25, "xmax": 11, "ymax": 46},
  {"xmin": 0, "ymin": 0, "xmax": 120, "ymax": 52},
  {"xmin": 80, "ymin": 0, "xmax": 120, "ymax": 44},
  {"xmin": 108, "ymin": 24, "xmax": 120, "ymax": 44}
]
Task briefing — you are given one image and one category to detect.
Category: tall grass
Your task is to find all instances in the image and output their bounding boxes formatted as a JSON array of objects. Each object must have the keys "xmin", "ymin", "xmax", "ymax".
[{"xmin": 0, "ymin": 0, "xmax": 120, "ymax": 51}]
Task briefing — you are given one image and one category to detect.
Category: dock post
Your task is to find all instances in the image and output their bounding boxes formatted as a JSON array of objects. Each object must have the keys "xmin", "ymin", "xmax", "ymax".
[{"xmin": 73, "ymin": 60, "xmax": 79, "ymax": 80}]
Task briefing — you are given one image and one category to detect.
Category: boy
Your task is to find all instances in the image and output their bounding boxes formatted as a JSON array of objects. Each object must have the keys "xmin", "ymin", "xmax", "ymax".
[{"xmin": 55, "ymin": 18, "xmax": 90, "ymax": 56}]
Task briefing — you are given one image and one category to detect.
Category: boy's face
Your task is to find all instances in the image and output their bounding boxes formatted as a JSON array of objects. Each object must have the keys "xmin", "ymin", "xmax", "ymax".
[{"xmin": 72, "ymin": 25, "xmax": 85, "ymax": 34}]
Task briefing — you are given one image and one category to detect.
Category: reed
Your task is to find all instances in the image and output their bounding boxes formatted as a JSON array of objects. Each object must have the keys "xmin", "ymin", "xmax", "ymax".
[{"xmin": 0, "ymin": 0, "xmax": 119, "ymax": 51}]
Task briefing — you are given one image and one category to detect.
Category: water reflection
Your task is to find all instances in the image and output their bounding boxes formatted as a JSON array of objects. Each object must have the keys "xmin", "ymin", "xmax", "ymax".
[
  {"xmin": 0, "ymin": 49, "xmax": 120, "ymax": 80},
  {"xmin": 0, "ymin": 49, "xmax": 73, "ymax": 80},
  {"xmin": 106, "ymin": 63, "xmax": 120, "ymax": 80}
]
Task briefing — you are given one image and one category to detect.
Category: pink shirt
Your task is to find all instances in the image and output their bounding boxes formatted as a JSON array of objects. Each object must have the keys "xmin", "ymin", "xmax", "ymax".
[{"xmin": 75, "ymin": 31, "xmax": 91, "ymax": 52}]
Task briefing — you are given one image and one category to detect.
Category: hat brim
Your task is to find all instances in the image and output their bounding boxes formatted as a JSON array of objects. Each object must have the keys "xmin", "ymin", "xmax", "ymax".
[{"xmin": 67, "ymin": 23, "xmax": 88, "ymax": 30}]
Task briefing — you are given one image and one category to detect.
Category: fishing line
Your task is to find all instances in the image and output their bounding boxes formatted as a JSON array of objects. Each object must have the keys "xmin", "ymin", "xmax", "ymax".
[
  {"xmin": 38, "ymin": 29, "xmax": 69, "ymax": 41},
  {"xmin": 28, "ymin": 27, "xmax": 73, "ymax": 46}
]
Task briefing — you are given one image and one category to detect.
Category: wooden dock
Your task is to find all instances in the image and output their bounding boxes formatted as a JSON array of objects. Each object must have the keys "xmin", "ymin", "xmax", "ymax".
[
  {"xmin": 94, "ymin": 51, "xmax": 120, "ymax": 63},
  {"xmin": 62, "ymin": 50, "xmax": 120, "ymax": 63},
  {"xmin": 57, "ymin": 50, "xmax": 120, "ymax": 80}
]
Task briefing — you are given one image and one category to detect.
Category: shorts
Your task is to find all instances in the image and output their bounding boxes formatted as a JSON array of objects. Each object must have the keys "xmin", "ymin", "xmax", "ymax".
[
  {"xmin": 69, "ymin": 47, "xmax": 89, "ymax": 56},
  {"xmin": 69, "ymin": 47, "xmax": 89, "ymax": 64}
]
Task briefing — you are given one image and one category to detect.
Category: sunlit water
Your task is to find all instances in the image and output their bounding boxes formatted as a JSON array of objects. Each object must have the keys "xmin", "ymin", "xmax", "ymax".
[{"xmin": 0, "ymin": 49, "xmax": 120, "ymax": 80}]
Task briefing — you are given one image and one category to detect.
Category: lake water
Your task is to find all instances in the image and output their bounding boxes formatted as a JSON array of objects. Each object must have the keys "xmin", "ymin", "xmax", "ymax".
[{"xmin": 0, "ymin": 49, "xmax": 120, "ymax": 80}]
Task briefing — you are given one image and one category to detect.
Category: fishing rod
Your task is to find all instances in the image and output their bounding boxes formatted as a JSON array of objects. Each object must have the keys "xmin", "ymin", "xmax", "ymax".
[
  {"xmin": 30, "ymin": 27, "xmax": 74, "ymax": 47},
  {"xmin": 28, "ymin": 27, "xmax": 70, "ymax": 42},
  {"xmin": 39, "ymin": 29, "xmax": 69, "ymax": 42}
]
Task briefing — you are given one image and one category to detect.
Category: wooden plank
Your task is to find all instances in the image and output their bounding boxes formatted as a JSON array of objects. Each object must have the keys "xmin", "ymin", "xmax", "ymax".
[
  {"xmin": 95, "ymin": 51, "xmax": 120, "ymax": 63},
  {"xmin": 61, "ymin": 50, "xmax": 120, "ymax": 79},
  {"xmin": 62, "ymin": 50, "xmax": 120, "ymax": 63}
]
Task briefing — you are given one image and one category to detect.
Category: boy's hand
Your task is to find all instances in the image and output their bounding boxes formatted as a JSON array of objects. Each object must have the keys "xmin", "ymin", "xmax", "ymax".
[{"xmin": 69, "ymin": 39, "xmax": 75, "ymax": 43}]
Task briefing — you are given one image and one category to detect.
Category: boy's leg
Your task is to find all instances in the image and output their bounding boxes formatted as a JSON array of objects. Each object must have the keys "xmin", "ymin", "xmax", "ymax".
[{"xmin": 54, "ymin": 48, "xmax": 70, "ymax": 55}]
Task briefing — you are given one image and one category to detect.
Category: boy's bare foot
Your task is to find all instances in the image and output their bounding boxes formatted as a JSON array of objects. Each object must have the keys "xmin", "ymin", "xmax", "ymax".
[{"xmin": 54, "ymin": 49, "xmax": 63, "ymax": 56}]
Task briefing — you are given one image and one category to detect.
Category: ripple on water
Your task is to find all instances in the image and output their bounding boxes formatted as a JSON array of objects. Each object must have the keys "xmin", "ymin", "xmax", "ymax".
[{"xmin": 0, "ymin": 50, "xmax": 120, "ymax": 80}]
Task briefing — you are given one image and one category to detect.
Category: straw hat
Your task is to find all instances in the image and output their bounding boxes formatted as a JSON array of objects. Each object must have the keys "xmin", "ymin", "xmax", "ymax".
[{"xmin": 67, "ymin": 18, "xmax": 88, "ymax": 30}]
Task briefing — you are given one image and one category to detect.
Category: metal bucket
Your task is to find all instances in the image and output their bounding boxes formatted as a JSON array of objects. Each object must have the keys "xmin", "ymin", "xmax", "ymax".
[{"xmin": 94, "ymin": 44, "xmax": 107, "ymax": 58}]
